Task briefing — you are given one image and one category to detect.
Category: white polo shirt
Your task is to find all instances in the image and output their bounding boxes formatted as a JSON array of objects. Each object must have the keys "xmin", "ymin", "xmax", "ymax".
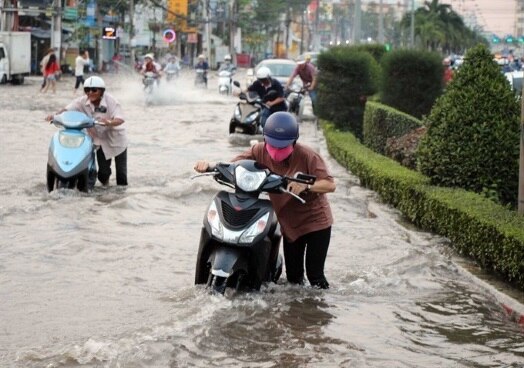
[{"xmin": 65, "ymin": 93, "xmax": 127, "ymax": 159}]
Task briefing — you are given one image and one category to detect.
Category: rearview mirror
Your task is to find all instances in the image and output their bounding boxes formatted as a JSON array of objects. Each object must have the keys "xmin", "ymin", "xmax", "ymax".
[
  {"xmin": 233, "ymin": 80, "xmax": 240, "ymax": 87},
  {"xmin": 295, "ymin": 173, "xmax": 316, "ymax": 185}
]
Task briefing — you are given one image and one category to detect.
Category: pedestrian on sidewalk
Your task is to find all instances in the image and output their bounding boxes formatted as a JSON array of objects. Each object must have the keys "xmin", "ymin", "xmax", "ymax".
[
  {"xmin": 39, "ymin": 48, "xmax": 55, "ymax": 91},
  {"xmin": 74, "ymin": 50, "xmax": 90, "ymax": 95},
  {"xmin": 41, "ymin": 54, "xmax": 60, "ymax": 94}
]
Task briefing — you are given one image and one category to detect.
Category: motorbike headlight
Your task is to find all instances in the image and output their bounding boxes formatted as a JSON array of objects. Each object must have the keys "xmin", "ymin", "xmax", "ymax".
[
  {"xmin": 239, "ymin": 212, "xmax": 269, "ymax": 244},
  {"xmin": 207, "ymin": 200, "xmax": 224, "ymax": 240},
  {"xmin": 235, "ymin": 165, "xmax": 266, "ymax": 192},
  {"xmin": 59, "ymin": 132, "xmax": 85, "ymax": 148},
  {"xmin": 234, "ymin": 106, "xmax": 241, "ymax": 120},
  {"xmin": 244, "ymin": 111, "xmax": 259, "ymax": 123}
]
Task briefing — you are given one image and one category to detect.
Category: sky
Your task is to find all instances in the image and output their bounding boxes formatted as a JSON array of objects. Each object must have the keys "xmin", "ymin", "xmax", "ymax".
[{"xmin": 440, "ymin": 0, "xmax": 516, "ymax": 36}]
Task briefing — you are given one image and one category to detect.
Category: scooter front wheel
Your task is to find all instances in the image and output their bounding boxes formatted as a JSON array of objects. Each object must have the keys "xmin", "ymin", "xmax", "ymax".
[
  {"xmin": 210, "ymin": 275, "xmax": 227, "ymax": 295},
  {"xmin": 47, "ymin": 166, "xmax": 76, "ymax": 192}
]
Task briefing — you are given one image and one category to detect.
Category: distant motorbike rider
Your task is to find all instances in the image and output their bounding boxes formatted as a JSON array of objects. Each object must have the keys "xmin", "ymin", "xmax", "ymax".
[
  {"xmin": 195, "ymin": 54, "xmax": 209, "ymax": 86},
  {"xmin": 164, "ymin": 56, "xmax": 181, "ymax": 78},
  {"xmin": 247, "ymin": 66, "xmax": 287, "ymax": 127},
  {"xmin": 219, "ymin": 54, "xmax": 236, "ymax": 73},
  {"xmin": 141, "ymin": 53, "xmax": 162, "ymax": 79},
  {"xmin": 285, "ymin": 54, "xmax": 318, "ymax": 113}
]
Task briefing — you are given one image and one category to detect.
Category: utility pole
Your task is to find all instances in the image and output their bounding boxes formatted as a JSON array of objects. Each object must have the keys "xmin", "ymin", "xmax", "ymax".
[
  {"xmin": 300, "ymin": 9, "xmax": 305, "ymax": 54},
  {"xmin": 130, "ymin": 0, "xmax": 135, "ymax": 64},
  {"xmin": 51, "ymin": 0, "xmax": 62, "ymax": 59},
  {"xmin": 313, "ymin": 0, "xmax": 320, "ymax": 51},
  {"xmin": 378, "ymin": 0, "xmax": 384, "ymax": 44},
  {"xmin": 285, "ymin": 8, "xmax": 291, "ymax": 58},
  {"xmin": 229, "ymin": 0, "xmax": 236, "ymax": 64},
  {"xmin": 519, "ymin": 83, "xmax": 524, "ymax": 214},
  {"xmin": 410, "ymin": 0, "xmax": 415, "ymax": 48},
  {"xmin": 353, "ymin": 0, "xmax": 361, "ymax": 44},
  {"xmin": 203, "ymin": 0, "xmax": 211, "ymax": 65}
]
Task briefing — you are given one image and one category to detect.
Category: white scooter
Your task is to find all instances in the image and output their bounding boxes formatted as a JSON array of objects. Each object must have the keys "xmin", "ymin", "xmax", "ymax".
[{"xmin": 218, "ymin": 68, "xmax": 235, "ymax": 95}]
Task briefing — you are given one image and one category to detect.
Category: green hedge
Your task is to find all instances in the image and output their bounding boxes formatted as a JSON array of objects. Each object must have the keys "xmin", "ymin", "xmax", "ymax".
[
  {"xmin": 323, "ymin": 122, "xmax": 524, "ymax": 290},
  {"xmin": 317, "ymin": 47, "xmax": 380, "ymax": 138},
  {"xmin": 363, "ymin": 101, "xmax": 423, "ymax": 155},
  {"xmin": 380, "ymin": 49, "xmax": 443, "ymax": 119}
]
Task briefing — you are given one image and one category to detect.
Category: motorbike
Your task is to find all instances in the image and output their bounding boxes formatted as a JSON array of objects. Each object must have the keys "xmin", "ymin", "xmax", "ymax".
[
  {"xmin": 165, "ymin": 70, "xmax": 178, "ymax": 82},
  {"xmin": 218, "ymin": 69, "xmax": 235, "ymax": 95},
  {"xmin": 194, "ymin": 68, "xmax": 207, "ymax": 88},
  {"xmin": 192, "ymin": 160, "xmax": 316, "ymax": 294},
  {"xmin": 143, "ymin": 71, "xmax": 158, "ymax": 104},
  {"xmin": 286, "ymin": 83, "xmax": 307, "ymax": 118},
  {"xmin": 228, "ymin": 81, "xmax": 278, "ymax": 135},
  {"xmin": 165, "ymin": 67, "xmax": 179, "ymax": 82},
  {"xmin": 46, "ymin": 111, "xmax": 100, "ymax": 193}
]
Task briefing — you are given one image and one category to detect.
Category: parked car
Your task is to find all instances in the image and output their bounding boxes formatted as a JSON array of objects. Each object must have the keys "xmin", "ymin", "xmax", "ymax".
[{"xmin": 245, "ymin": 58, "xmax": 298, "ymax": 88}]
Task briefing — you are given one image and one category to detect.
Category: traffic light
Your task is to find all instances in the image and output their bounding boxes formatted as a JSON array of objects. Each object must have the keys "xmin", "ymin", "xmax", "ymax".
[
  {"xmin": 505, "ymin": 35, "xmax": 514, "ymax": 44},
  {"xmin": 385, "ymin": 43, "xmax": 391, "ymax": 52},
  {"xmin": 492, "ymin": 35, "xmax": 500, "ymax": 44}
]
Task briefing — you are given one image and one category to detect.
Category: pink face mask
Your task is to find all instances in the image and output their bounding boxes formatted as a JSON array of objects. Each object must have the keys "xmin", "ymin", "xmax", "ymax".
[{"xmin": 265, "ymin": 143, "xmax": 294, "ymax": 162}]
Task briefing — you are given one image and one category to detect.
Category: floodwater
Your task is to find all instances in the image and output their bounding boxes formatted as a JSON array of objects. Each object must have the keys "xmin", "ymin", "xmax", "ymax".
[{"xmin": 0, "ymin": 70, "xmax": 523, "ymax": 367}]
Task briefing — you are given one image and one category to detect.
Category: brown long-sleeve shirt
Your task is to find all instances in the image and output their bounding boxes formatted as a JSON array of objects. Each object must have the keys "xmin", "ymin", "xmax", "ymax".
[{"xmin": 233, "ymin": 142, "xmax": 334, "ymax": 242}]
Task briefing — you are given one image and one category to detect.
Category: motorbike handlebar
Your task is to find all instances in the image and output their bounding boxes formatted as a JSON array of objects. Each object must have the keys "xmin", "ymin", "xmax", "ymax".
[{"xmin": 279, "ymin": 187, "xmax": 306, "ymax": 204}]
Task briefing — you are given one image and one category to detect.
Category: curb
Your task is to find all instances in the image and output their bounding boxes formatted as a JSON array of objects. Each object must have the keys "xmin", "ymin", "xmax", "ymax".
[{"xmin": 453, "ymin": 256, "xmax": 524, "ymax": 326}]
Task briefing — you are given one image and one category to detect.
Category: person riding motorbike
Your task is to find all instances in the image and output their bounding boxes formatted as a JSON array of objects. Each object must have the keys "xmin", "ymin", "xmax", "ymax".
[
  {"xmin": 285, "ymin": 54, "xmax": 318, "ymax": 114},
  {"xmin": 219, "ymin": 54, "xmax": 236, "ymax": 73},
  {"xmin": 164, "ymin": 56, "xmax": 181, "ymax": 80},
  {"xmin": 140, "ymin": 53, "xmax": 162, "ymax": 84},
  {"xmin": 194, "ymin": 112, "xmax": 336, "ymax": 289},
  {"xmin": 246, "ymin": 66, "xmax": 287, "ymax": 128},
  {"xmin": 195, "ymin": 54, "xmax": 209, "ymax": 86}
]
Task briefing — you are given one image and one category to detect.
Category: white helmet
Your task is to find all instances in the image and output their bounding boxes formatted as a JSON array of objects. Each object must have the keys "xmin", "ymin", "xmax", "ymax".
[
  {"xmin": 144, "ymin": 53, "xmax": 154, "ymax": 60},
  {"xmin": 84, "ymin": 76, "xmax": 106, "ymax": 89},
  {"xmin": 256, "ymin": 66, "xmax": 271, "ymax": 79},
  {"xmin": 224, "ymin": 54, "xmax": 232, "ymax": 61}
]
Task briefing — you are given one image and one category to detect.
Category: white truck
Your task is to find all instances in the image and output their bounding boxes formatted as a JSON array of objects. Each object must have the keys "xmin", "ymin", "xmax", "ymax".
[{"xmin": 0, "ymin": 31, "xmax": 31, "ymax": 84}]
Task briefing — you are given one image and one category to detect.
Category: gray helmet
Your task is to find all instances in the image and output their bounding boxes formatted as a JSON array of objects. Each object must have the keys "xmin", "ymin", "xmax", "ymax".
[{"xmin": 263, "ymin": 112, "xmax": 299, "ymax": 148}]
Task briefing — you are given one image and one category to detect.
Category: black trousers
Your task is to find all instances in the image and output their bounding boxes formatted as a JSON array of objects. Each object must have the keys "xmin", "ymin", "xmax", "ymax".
[
  {"xmin": 96, "ymin": 148, "xmax": 128, "ymax": 186},
  {"xmin": 283, "ymin": 226, "xmax": 331, "ymax": 289},
  {"xmin": 74, "ymin": 75, "xmax": 84, "ymax": 89}
]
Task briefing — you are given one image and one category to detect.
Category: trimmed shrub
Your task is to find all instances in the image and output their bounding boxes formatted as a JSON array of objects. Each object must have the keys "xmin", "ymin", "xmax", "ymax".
[
  {"xmin": 363, "ymin": 101, "xmax": 423, "ymax": 154},
  {"xmin": 380, "ymin": 49, "xmax": 443, "ymax": 119},
  {"xmin": 323, "ymin": 122, "xmax": 524, "ymax": 290},
  {"xmin": 347, "ymin": 44, "xmax": 388, "ymax": 64},
  {"xmin": 317, "ymin": 47, "xmax": 380, "ymax": 138},
  {"xmin": 417, "ymin": 44, "xmax": 520, "ymax": 206}
]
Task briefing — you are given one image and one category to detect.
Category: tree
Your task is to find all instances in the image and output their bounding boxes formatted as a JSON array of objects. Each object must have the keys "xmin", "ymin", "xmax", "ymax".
[
  {"xmin": 400, "ymin": 0, "xmax": 487, "ymax": 53},
  {"xmin": 417, "ymin": 44, "xmax": 520, "ymax": 205}
]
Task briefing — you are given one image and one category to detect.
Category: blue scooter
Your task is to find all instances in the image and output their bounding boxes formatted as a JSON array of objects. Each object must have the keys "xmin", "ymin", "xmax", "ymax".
[{"xmin": 46, "ymin": 111, "xmax": 100, "ymax": 192}]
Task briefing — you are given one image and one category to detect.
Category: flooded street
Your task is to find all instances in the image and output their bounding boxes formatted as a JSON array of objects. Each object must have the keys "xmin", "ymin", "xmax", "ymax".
[{"xmin": 1, "ymin": 71, "xmax": 523, "ymax": 367}]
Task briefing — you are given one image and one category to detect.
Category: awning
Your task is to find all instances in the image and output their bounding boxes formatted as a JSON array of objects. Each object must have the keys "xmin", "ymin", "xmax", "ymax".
[{"xmin": 30, "ymin": 27, "xmax": 73, "ymax": 39}]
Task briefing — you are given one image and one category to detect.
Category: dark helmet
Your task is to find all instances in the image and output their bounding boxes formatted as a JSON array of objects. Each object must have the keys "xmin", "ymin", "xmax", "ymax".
[{"xmin": 263, "ymin": 112, "xmax": 299, "ymax": 148}]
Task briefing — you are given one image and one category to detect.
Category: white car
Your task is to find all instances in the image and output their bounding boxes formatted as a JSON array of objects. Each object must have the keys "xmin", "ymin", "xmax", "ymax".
[{"xmin": 246, "ymin": 58, "xmax": 298, "ymax": 88}]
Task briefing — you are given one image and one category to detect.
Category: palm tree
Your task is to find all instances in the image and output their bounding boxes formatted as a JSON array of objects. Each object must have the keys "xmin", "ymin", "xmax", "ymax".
[{"xmin": 401, "ymin": 0, "xmax": 486, "ymax": 53}]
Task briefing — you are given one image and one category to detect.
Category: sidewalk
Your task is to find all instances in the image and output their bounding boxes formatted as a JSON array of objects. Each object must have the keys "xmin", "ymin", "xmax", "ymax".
[{"xmin": 453, "ymin": 256, "xmax": 524, "ymax": 326}]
